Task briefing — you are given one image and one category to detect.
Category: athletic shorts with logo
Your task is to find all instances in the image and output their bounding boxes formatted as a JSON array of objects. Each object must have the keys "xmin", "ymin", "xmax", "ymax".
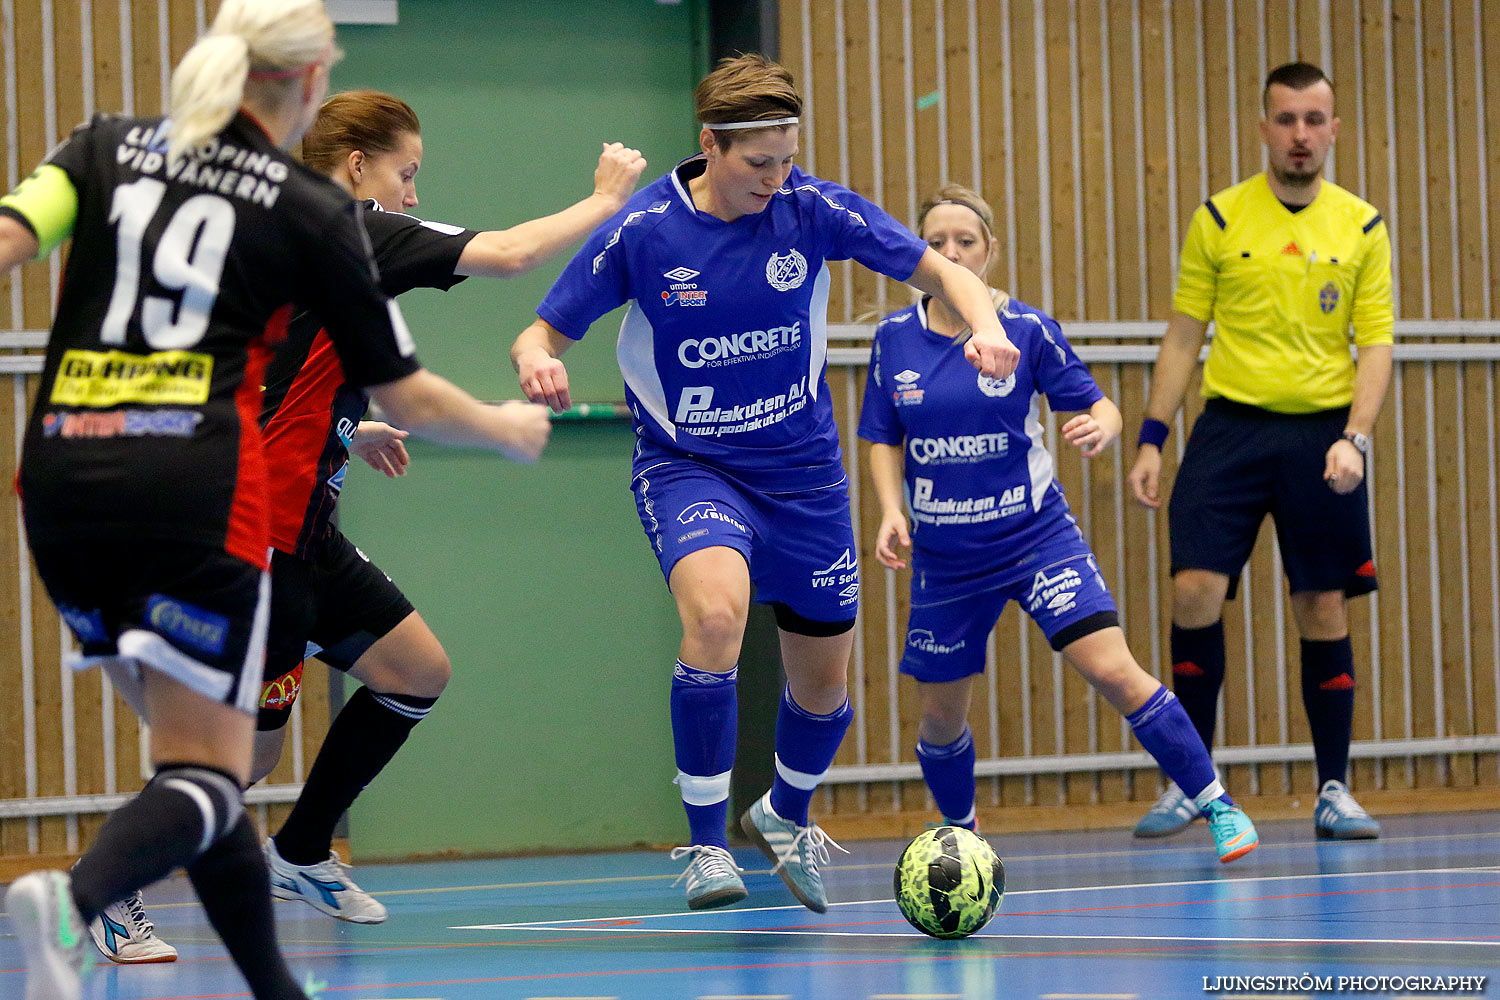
[
  {"xmin": 902, "ymin": 521, "xmax": 1117, "ymax": 682},
  {"xmin": 31, "ymin": 537, "xmax": 270, "ymax": 714},
  {"xmin": 258, "ymin": 529, "xmax": 414, "ymax": 731},
  {"xmin": 1169, "ymin": 398, "xmax": 1377, "ymax": 599},
  {"xmin": 632, "ymin": 459, "xmax": 859, "ymax": 625}
]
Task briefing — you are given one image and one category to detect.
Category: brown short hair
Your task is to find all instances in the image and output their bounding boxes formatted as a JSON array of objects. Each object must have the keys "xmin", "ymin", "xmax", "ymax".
[
  {"xmin": 695, "ymin": 53, "xmax": 801, "ymax": 150},
  {"xmin": 301, "ymin": 89, "xmax": 420, "ymax": 174},
  {"xmin": 1262, "ymin": 61, "xmax": 1333, "ymax": 112},
  {"xmin": 917, "ymin": 184, "xmax": 995, "ymax": 240}
]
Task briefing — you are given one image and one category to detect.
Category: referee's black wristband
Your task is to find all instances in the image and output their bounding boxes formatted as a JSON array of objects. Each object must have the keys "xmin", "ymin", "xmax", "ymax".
[{"xmin": 1138, "ymin": 418, "xmax": 1170, "ymax": 450}]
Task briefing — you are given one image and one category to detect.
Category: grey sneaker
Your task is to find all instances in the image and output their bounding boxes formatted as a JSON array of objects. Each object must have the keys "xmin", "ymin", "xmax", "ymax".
[
  {"xmin": 88, "ymin": 889, "xmax": 177, "ymax": 963},
  {"xmin": 265, "ymin": 837, "xmax": 387, "ymax": 924},
  {"xmin": 1133, "ymin": 781, "xmax": 1202, "ymax": 838},
  {"xmin": 1314, "ymin": 779, "xmax": 1381, "ymax": 840},
  {"xmin": 739, "ymin": 792, "xmax": 848, "ymax": 914},
  {"xmin": 669, "ymin": 845, "xmax": 748, "ymax": 910},
  {"xmin": 6, "ymin": 870, "xmax": 95, "ymax": 1000}
]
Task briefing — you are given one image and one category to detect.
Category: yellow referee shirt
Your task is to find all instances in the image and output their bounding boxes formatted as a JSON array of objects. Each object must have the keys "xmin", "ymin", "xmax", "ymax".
[{"xmin": 1172, "ymin": 173, "xmax": 1394, "ymax": 413}]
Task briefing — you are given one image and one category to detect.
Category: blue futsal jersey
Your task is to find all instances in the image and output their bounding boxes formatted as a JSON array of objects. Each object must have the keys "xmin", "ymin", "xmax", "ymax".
[
  {"xmin": 857, "ymin": 297, "xmax": 1104, "ymax": 568},
  {"xmin": 539, "ymin": 156, "xmax": 928, "ymax": 492}
]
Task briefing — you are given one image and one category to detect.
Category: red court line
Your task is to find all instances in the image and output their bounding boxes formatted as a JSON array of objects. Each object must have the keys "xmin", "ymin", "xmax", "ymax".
[
  {"xmin": 125, "ymin": 939, "xmax": 1313, "ymax": 1000},
  {"xmin": 745, "ymin": 879, "xmax": 1500, "ymax": 931}
]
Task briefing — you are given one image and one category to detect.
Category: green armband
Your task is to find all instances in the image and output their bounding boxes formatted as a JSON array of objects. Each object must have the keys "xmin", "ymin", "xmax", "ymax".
[{"xmin": 0, "ymin": 164, "xmax": 78, "ymax": 258}]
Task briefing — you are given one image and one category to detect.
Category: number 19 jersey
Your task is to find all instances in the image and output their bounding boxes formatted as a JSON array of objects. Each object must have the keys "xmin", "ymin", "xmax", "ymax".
[
  {"xmin": 10, "ymin": 113, "xmax": 420, "ymax": 568},
  {"xmin": 538, "ymin": 156, "xmax": 927, "ymax": 493}
]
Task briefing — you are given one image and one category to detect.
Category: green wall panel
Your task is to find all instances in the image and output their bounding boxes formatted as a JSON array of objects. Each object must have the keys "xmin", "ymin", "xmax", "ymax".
[
  {"xmin": 341, "ymin": 426, "xmax": 687, "ymax": 857},
  {"xmin": 333, "ymin": 0, "xmax": 702, "ymax": 403},
  {"xmin": 331, "ymin": 1, "xmax": 703, "ymax": 857}
]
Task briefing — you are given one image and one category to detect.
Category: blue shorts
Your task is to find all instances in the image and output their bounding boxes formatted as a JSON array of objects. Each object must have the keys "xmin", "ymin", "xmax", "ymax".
[
  {"xmin": 902, "ymin": 523, "xmax": 1118, "ymax": 682},
  {"xmin": 632, "ymin": 460, "xmax": 859, "ymax": 625}
]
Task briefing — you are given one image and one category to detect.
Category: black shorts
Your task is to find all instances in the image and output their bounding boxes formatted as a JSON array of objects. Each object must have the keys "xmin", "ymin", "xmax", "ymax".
[
  {"xmin": 1168, "ymin": 398, "xmax": 1377, "ymax": 600},
  {"xmin": 31, "ymin": 537, "xmax": 270, "ymax": 715},
  {"xmin": 258, "ymin": 530, "xmax": 414, "ymax": 731}
]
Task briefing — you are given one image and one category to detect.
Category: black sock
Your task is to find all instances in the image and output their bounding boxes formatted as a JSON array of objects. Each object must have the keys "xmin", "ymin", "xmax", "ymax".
[
  {"xmin": 274, "ymin": 687, "xmax": 436, "ymax": 866},
  {"xmin": 1300, "ymin": 637, "xmax": 1356, "ymax": 787},
  {"xmin": 188, "ymin": 814, "xmax": 308, "ymax": 1000},
  {"xmin": 1169, "ymin": 621, "xmax": 1227, "ymax": 750},
  {"xmin": 70, "ymin": 764, "xmax": 241, "ymax": 922}
]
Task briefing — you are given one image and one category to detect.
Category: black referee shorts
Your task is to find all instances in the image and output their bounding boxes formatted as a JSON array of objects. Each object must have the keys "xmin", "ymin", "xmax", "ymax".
[
  {"xmin": 1168, "ymin": 398, "xmax": 1378, "ymax": 600},
  {"xmin": 258, "ymin": 530, "xmax": 415, "ymax": 731}
]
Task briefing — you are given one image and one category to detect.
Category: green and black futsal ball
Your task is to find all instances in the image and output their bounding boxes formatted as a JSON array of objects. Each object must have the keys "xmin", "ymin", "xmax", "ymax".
[{"xmin": 894, "ymin": 826, "xmax": 1005, "ymax": 939}]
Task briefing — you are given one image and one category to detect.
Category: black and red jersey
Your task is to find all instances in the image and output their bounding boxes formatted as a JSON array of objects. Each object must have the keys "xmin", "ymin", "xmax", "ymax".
[
  {"xmin": 260, "ymin": 201, "xmax": 477, "ymax": 558},
  {"xmin": 11, "ymin": 113, "xmax": 421, "ymax": 569}
]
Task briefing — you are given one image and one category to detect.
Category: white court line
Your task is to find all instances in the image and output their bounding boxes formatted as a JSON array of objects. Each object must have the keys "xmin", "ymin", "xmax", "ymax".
[
  {"xmin": 453, "ymin": 925, "xmax": 1500, "ymax": 948},
  {"xmin": 374, "ymin": 826, "xmax": 1500, "ymax": 901},
  {"xmin": 451, "ymin": 864, "xmax": 1500, "ymax": 931}
]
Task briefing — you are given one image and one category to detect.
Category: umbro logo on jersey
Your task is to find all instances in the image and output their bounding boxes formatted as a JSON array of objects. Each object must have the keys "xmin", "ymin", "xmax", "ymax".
[
  {"xmin": 1281, "ymin": 240, "xmax": 1303, "ymax": 255},
  {"xmin": 663, "ymin": 267, "xmax": 700, "ymax": 281},
  {"xmin": 893, "ymin": 369, "xmax": 921, "ymax": 384}
]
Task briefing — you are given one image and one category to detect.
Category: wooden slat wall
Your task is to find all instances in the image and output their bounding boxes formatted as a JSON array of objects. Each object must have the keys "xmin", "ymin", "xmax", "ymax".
[
  {"xmin": 1, "ymin": 0, "xmax": 327, "ymax": 867},
  {"xmin": 784, "ymin": 1, "xmax": 1500, "ymax": 824},
  {"xmin": 786, "ymin": 0, "xmax": 1498, "ymax": 325}
]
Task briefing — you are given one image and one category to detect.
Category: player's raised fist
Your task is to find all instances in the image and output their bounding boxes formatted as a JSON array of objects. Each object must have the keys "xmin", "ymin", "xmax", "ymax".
[
  {"xmin": 495, "ymin": 400, "xmax": 552, "ymax": 464},
  {"xmin": 595, "ymin": 142, "xmax": 648, "ymax": 208}
]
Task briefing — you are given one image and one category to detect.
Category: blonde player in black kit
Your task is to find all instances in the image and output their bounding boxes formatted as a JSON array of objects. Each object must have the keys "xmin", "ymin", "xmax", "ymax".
[{"xmin": 0, "ymin": 3, "xmax": 548, "ymax": 999}]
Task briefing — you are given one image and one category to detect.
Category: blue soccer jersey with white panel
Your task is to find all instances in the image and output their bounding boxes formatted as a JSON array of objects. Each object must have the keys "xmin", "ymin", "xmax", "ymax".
[
  {"xmin": 857, "ymin": 297, "xmax": 1104, "ymax": 563},
  {"xmin": 539, "ymin": 156, "xmax": 927, "ymax": 492}
]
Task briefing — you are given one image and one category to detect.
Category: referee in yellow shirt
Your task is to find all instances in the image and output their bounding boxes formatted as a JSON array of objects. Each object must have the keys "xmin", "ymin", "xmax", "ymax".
[{"xmin": 1126, "ymin": 62, "xmax": 1393, "ymax": 841}]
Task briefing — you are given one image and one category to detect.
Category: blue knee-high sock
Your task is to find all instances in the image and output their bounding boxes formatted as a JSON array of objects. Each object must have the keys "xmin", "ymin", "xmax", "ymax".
[
  {"xmin": 671, "ymin": 660, "xmax": 738, "ymax": 848},
  {"xmin": 1300, "ymin": 637, "xmax": 1355, "ymax": 788},
  {"xmin": 770, "ymin": 688, "xmax": 854, "ymax": 826},
  {"xmin": 1127, "ymin": 685, "xmax": 1232, "ymax": 808},
  {"xmin": 916, "ymin": 728, "xmax": 977, "ymax": 829}
]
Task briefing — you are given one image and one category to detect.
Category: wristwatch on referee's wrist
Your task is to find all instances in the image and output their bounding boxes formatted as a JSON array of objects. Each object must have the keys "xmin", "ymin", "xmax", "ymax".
[{"xmin": 1342, "ymin": 431, "xmax": 1371, "ymax": 454}]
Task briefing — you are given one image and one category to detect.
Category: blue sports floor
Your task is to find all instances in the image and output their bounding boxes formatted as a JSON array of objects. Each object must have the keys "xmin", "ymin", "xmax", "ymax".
[{"xmin": 3, "ymin": 811, "xmax": 1496, "ymax": 1000}]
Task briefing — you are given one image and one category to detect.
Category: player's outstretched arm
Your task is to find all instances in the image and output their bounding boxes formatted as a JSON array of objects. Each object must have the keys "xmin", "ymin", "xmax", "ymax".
[
  {"xmin": 0, "ymin": 216, "xmax": 40, "ymax": 272},
  {"xmin": 868, "ymin": 442, "xmax": 912, "ymax": 570},
  {"xmin": 905, "ymin": 247, "xmax": 1020, "ymax": 379},
  {"xmin": 456, "ymin": 143, "xmax": 647, "ymax": 278},
  {"xmin": 1127, "ymin": 311, "xmax": 1209, "ymax": 508},
  {"xmin": 511, "ymin": 318, "xmax": 576, "ymax": 414},
  {"xmin": 367, "ymin": 369, "xmax": 551, "ymax": 463},
  {"xmin": 351, "ymin": 420, "xmax": 411, "ymax": 477},
  {"xmin": 1061, "ymin": 397, "xmax": 1123, "ymax": 459}
]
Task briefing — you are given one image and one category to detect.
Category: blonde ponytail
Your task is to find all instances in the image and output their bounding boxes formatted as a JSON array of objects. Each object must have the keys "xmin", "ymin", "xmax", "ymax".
[
  {"xmin": 168, "ymin": 33, "xmax": 251, "ymax": 166},
  {"xmin": 167, "ymin": 0, "xmax": 336, "ymax": 166}
]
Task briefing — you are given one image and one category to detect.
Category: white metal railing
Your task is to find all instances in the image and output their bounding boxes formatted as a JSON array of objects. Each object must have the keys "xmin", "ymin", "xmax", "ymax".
[{"xmin": 822, "ymin": 325, "xmax": 1500, "ymax": 794}]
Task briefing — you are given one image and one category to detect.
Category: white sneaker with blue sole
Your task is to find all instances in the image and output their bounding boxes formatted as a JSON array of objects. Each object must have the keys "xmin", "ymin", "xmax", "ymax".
[
  {"xmin": 88, "ymin": 890, "xmax": 177, "ymax": 964},
  {"xmin": 265, "ymin": 837, "xmax": 387, "ymax": 924}
]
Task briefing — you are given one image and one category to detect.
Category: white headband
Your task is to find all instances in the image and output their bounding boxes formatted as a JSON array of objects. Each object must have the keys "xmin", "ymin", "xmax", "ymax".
[{"xmin": 701, "ymin": 116, "xmax": 800, "ymax": 131}]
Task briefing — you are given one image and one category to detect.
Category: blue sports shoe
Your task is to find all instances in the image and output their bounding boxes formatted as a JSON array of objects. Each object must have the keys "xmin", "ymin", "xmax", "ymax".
[
  {"xmin": 739, "ymin": 792, "xmax": 848, "ymax": 913},
  {"xmin": 1133, "ymin": 782, "xmax": 1202, "ymax": 838},
  {"xmin": 669, "ymin": 845, "xmax": 748, "ymax": 910},
  {"xmin": 1204, "ymin": 799, "xmax": 1259, "ymax": 863},
  {"xmin": 1314, "ymin": 779, "xmax": 1381, "ymax": 840},
  {"xmin": 265, "ymin": 837, "xmax": 387, "ymax": 924}
]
